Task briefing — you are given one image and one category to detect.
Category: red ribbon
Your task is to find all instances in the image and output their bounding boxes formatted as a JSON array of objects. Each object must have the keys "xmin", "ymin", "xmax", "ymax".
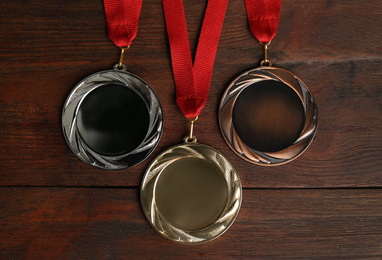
[
  {"xmin": 103, "ymin": 0, "xmax": 143, "ymax": 47},
  {"xmin": 163, "ymin": 0, "xmax": 229, "ymax": 118},
  {"xmin": 244, "ymin": 0, "xmax": 281, "ymax": 43}
]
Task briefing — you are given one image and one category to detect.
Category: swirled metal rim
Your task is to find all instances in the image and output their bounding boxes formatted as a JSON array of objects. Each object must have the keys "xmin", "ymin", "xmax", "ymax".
[
  {"xmin": 140, "ymin": 142, "xmax": 242, "ymax": 244},
  {"xmin": 219, "ymin": 66, "xmax": 318, "ymax": 166},
  {"xmin": 62, "ymin": 68, "xmax": 163, "ymax": 170}
]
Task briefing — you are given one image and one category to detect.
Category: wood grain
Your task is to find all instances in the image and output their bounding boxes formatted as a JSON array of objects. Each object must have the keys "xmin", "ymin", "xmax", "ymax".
[
  {"xmin": 0, "ymin": 0, "xmax": 381, "ymax": 258},
  {"xmin": 1, "ymin": 188, "xmax": 381, "ymax": 259}
]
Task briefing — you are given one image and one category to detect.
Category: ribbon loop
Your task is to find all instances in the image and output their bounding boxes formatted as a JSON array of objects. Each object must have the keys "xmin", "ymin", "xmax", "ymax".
[
  {"xmin": 103, "ymin": 0, "xmax": 143, "ymax": 47},
  {"xmin": 163, "ymin": 0, "xmax": 229, "ymax": 118},
  {"xmin": 245, "ymin": 0, "xmax": 281, "ymax": 43}
]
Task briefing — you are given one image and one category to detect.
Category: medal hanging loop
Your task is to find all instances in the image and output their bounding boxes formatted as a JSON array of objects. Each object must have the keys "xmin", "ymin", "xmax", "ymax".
[
  {"xmin": 184, "ymin": 116, "xmax": 198, "ymax": 143},
  {"xmin": 260, "ymin": 41, "xmax": 272, "ymax": 66},
  {"xmin": 118, "ymin": 46, "xmax": 130, "ymax": 69}
]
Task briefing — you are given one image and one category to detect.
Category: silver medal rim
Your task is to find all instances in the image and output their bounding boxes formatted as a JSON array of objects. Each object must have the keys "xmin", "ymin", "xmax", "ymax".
[
  {"xmin": 219, "ymin": 66, "xmax": 318, "ymax": 166},
  {"xmin": 62, "ymin": 68, "xmax": 163, "ymax": 170},
  {"xmin": 140, "ymin": 142, "xmax": 242, "ymax": 244}
]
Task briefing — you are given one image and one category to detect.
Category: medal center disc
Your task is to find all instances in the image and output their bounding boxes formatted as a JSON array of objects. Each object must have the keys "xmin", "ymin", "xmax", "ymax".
[
  {"xmin": 155, "ymin": 157, "xmax": 228, "ymax": 231},
  {"xmin": 76, "ymin": 84, "xmax": 150, "ymax": 156},
  {"xmin": 232, "ymin": 80, "xmax": 305, "ymax": 153}
]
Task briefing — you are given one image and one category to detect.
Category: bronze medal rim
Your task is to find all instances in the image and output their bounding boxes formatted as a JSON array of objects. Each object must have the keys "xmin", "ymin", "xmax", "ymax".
[
  {"xmin": 62, "ymin": 68, "xmax": 163, "ymax": 170},
  {"xmin": 219, "ymin": 66, "xmax": 318, "ymax": 166},
  {"xmin": 140, "ymin": 142, "xmax": 242, "ymax": 244}
]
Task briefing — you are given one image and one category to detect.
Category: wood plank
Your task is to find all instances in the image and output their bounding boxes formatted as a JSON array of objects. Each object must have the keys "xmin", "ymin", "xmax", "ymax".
[
  {"xmin": 0, "ymin": 0, "xmax": 381, "ymax": 187},
  {"xmin": 0, "ymin": 187, "xmax": 381, "ymax": 259}
]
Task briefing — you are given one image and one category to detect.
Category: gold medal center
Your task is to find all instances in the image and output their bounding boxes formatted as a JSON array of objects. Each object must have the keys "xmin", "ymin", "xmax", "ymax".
[{"xmin": 155, "ymin": 157, "xmax": 228, "ymax": 231}]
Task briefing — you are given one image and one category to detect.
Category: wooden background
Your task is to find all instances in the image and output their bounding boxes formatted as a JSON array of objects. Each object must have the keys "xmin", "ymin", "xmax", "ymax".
[{"xmin": 1, "ymin": 0, "xmax": 381, "ymax": 258}]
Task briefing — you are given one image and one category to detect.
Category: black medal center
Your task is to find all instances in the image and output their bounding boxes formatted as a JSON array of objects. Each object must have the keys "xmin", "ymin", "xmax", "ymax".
[
  {"xmin": 76, "ymin": 84, "xmax": 150, "ymax": 156},
  {"xmin": 232, "ymin": 80, "xmax": 305, "ymax": 153}
]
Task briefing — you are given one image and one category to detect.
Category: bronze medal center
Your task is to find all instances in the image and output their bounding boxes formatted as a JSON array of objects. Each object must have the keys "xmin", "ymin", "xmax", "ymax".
[
  {"xmin": 232, "ymin": 80, "xmax": 305, "ymax": 153},
  {"xmin": 155, "ymin": 157, "xmax": 228, "ymax": 231},
  {"xmin": 76, "ymin": 84, "xmax": 150, "ymax": 156}
]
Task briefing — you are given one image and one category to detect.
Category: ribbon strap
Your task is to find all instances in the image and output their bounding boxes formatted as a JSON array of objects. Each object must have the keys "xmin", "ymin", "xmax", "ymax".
[
  {"xmin": 103, "ymin": 0, "xmax": 143, "ymax": 47},
  {"xmin": 163, "ymin": 0, "xmax": 229, "ymax": 118},
  {"xmin": 244, "ymin": 0, "xmax": 281, "ymax": 43}
]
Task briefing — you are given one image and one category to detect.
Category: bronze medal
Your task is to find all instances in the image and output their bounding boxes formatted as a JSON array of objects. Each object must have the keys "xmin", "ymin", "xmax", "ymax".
[
  {"xmin": 219, "ymin": 65, "xmax": 317, "ymax": 165},
  {"xmin": 219, "ymin": 0, "xmax": 318, "ymax": 165}
]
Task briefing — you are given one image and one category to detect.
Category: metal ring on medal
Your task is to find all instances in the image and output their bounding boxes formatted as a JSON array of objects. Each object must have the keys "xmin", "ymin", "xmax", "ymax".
[
  {"xmin": 141, "ymin": 142, "xmax": 242, "ymax": 244},
  {"xmin": 62, "ymin": 67, "xmax": 163, "ymax": 170},
  {"xmin": 219, "ymin": 66, "xmax": 318, "ymax": 166}
]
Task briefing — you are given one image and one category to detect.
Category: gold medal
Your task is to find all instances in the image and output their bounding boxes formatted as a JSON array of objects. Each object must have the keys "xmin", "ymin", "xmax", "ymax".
[
  {"xmin": 142, "ymin": 0, "xmax": 241, "ymax": 244},
  {"xmin": 141, "ymin": 123, "xmax": 242, "ymax": 244}
]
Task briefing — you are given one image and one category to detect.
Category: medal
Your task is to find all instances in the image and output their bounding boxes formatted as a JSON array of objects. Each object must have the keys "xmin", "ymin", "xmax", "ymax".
[
  {"xmin": 219, "ymin": 0, "xmax": 318, "ymax": 166},
  {"xmin": 62, "ymin": 0, "xmax": 163, "ymax": 169},
  {"xmin": 141, "ymin": 0, "xmax": 242, "ymax": 244}
]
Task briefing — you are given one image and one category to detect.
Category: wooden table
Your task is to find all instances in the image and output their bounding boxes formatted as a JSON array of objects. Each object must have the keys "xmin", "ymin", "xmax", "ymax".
[{"xmin": 1, "ymin": 0, "xmax": 381, "ymax": 258}]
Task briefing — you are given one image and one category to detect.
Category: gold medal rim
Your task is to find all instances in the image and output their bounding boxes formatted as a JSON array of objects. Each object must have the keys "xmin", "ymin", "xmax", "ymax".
[
  {"xmin": 219, "ymin": 66, "xmax": 318, "ymax": 166},
  {"xmin": 140, "ymin": 142, "xmax": 242, "ymax": 244}
]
